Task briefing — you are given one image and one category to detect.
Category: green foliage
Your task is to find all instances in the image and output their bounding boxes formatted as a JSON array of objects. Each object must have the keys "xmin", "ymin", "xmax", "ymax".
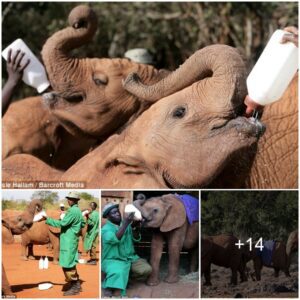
[
  {"xmin": 2, "ymin": 2, "xmax": 298, "ymax": 100},
  {"xmin": 3, "ymin": 191, "xmax": 99, "ymax": 211},
  {"xmin": 201, "ymin": 191, "xmax": 298, "ymax": 242},
  {"xmin": 31, "ymin": 191, "xmax": 59, "ymax": 208},
  {"xmin": 2, "ymin": 199, "xmax": 27, "ymax": 210}
]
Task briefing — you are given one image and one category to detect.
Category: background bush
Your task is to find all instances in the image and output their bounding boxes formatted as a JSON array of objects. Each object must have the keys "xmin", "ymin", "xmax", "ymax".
[
  {"xmin": 2, "ymin": 2, "xmax": 298, "ymax": 100},
  {"xmin": 201, "ymin": 191, "xmax": 298, "ymax": 241}
]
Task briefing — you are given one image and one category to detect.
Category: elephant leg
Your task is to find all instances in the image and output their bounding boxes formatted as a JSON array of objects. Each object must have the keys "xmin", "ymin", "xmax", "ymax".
[
  {"xmin": 49, "ymin": 233, "xmax": 59, "ymax": 264},
  {"xmin": 147, "ymin": 233, "xmax": 164, "ymax": 286},
  {"xmin": 253, "ymin": 259, "xmax": 262, "ymax": 281},
  {"xmin": 230, "ymin": 267, "xmax": 238, "ymax": 285},
  {"xmin": 189, "ymin": 247, "xmax": 198, "ymax": 273},
  {"xmin": 20, "ymin": 242, "xmax": 28, "ymax": 261},
  {"xmin": 238, "ymin": 257, "xmax": 248, "ymax": 282},
  {"xmin": 274, "ymin": 267, "xmax": 280, "ymax": 277},
  {"xmin": 203, "ymin": 264, "xmax": 212, "ymax": 286},
  {"xmin": 238, "ymin": 264, "xmax": 247, "ymax": 282},
  {"xmin": 164, "ymin": 228, "xmax": 185, "ymax": 283},
  {"xmin": 28, "ymin": 244, "xmax": 35, "ymax": 260},
  {"xmin": 2, "ymin": 264, "xmax": 15, "ymax": 296},
  {"xmin": 284, "ymin": 270, "xmax": 291, "ymax": 277}
]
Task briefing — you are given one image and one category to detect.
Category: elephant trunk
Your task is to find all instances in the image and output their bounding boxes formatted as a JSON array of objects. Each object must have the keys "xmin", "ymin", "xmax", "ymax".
[
  {"xmin": 123, "ymin": 44, "xmax": 247, "ymax": 113},
  {"xmin": 41, "ymin": 5, "xmax": 98, "ymax": 92},
  {"xmin": 132, "ymin": 199, "xmax": 149, "ymax": 224},
  {"xmin": 25, "ymin": 199, "xmax": 43, "ymax": 219}
]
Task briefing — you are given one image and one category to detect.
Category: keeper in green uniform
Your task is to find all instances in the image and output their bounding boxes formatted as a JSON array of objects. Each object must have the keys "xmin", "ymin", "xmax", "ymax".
[
  {"xmin": 101, "ymin": 203, "xmax": 152, "ymax": 297},
  {"xmin": 83, "ymin": 201, "xmax": 99, "ymax": 265},
  {"xmin": 42, "ymin": 191, "xmax": 85, "ymax": 296}
]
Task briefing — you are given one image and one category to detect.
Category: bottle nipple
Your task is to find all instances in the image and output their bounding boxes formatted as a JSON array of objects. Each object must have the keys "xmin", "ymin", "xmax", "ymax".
[{"xmin": 244, "ymin": 95, "xmax": 264, "ymax": 117}]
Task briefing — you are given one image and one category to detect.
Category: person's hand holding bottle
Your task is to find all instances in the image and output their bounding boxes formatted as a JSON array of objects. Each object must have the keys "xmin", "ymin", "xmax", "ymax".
[{"xmin": 281, "ymin": 26, "xmax": 298, "ymax": 47}]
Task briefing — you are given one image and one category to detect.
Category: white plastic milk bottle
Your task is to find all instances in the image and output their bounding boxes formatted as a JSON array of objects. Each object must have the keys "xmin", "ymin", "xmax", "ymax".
[
  {"xmin": 39, "ymin": 257, "xmax": 44, "ymax": 270},
  {"xmin": 43, "ymin": 256, "xmax": 49, "ymax": 269},
  {"xmin": 245, "ymin": 29, "xmax": 298, "ymax": 115},
  {"xmin": 2, "ymin": 39, "xmax": 50, "ymax": 93}
]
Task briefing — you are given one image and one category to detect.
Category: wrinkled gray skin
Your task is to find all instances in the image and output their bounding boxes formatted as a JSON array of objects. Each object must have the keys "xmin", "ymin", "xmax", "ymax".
[
  {"xmin": 2, "ymin": 199, "xmax": 43, "ymax": 296},
  {"xmin": 133, "ymin": 195, "xmax": 199, "ymax": 285}
]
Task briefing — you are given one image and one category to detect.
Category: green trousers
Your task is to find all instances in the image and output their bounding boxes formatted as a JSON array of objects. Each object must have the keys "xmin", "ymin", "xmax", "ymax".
[
  {"xmin": 130, "ymin": 258, "xmax": 152, "ymax": 281},
  {"xmin": 90, "ymin": 236, "xmax": 98, "ymax": 260}
]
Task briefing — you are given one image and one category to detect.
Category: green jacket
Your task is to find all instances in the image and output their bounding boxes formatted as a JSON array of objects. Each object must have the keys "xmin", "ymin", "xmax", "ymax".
[
  {"xmin": 101, "ymin": 220, "xmax": 141, "ymax": 295},
  {"xmin": 84, "ymin": 210, "xmax": 99, "ymax": 251},
  {"xmin": 46, "ymin": 204, "xmax": 85, "ymax": 268},
  {"xmin": 102, "ymin": 220, "xmax": 140, "ymax": 263}
]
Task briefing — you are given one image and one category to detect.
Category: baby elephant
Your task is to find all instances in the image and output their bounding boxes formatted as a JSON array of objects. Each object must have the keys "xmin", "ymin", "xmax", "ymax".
[
  {"xmin": 201, "ymin": 234, "xmax": 247, "ymax": 285},
  {"xmin": 133, "ymin": 194, "xmax": 199, "ymax": 285}
]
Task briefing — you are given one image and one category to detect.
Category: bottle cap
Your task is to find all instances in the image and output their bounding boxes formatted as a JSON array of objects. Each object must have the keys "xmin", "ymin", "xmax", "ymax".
[
  {"xmin": 244, "ymin": 95, "xmax": 264, "ymax": 117},
  {"xmin": 37, "ymin": 81, "xmax": 50, "ymax": 93}
]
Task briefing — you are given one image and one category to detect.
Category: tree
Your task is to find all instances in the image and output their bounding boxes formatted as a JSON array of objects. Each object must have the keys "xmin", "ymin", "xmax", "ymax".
[{"xmin": 31, "ymin": 191, "xmax": 59, "ymax": 206}]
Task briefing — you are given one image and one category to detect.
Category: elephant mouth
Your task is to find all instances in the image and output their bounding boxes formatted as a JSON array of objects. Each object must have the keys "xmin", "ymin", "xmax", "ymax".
[{"xmin": 212, "ymin": 116, "xmax": 265, "ymax": 138}]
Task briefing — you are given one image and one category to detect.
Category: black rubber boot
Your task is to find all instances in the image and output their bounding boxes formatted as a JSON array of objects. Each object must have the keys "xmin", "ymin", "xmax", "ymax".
[
  {"xmin": 74, "ymin": 280, "xmax": 82, "ymax": 292},
  {"xmin": 63, "ymin": 281, "xmax": 80, "ymax": 296},
  {"xmin": 62, "ymin": 282, "xmax": 72, "ymax": 291}
]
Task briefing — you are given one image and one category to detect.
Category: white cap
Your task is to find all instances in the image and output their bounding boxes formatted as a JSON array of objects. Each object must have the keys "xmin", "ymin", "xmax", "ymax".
[
  {"xmin": 59, "ymin": 203, "xmax": 65, "ymax": 207},
  {"xmin": 124, "ymin": 48, "xmax": 154, "ymax": 65}
]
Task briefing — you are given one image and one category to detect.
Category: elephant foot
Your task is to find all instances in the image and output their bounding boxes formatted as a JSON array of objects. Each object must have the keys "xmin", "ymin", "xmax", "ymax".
[
  {"xmin": 146, "ymin": 276, "xmax": 160, "ymax": 286},
  {"xmin": 164, "ymin": 274, "xmax": 179, "ymax": 284},
  {"xmin": 20, "ymin": 256, "xmax": 28, "ymax": 261},
  {"xmin": 28, "ymin": 255, "xmax": 36, "ymax": 260}
]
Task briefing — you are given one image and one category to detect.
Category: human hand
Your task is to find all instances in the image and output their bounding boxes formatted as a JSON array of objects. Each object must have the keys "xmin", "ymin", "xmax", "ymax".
[
  {"xmin": 6, "ymin": 48, "xmax": 30, "ymax": 86},
  {"xmin": 281, "ymin": 26, "xmax": 298, "ymax": 47},
  {"xmin": 124, "ymin": 212, "xmax": 135, "ymax": 224}
]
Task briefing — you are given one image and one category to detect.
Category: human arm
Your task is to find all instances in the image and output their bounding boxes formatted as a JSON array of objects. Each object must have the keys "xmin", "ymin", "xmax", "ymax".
[
  {"xmin": 115, "ymin": 212, "xmax": 135, "ymax": 240},
  {"xmin": 2, "ymin": 49, "xmax": 30, "ymax": 116},
  {"xmin": 281, "ymin": 26, "xmax": 298, "ymax": 47},
  {"xmin": 44, "ymin": 209, "xmax": 76, "ymax": 228},
  {"xmin": 87, "ymin": 211, "xmax": 99, "ymax": 227}
]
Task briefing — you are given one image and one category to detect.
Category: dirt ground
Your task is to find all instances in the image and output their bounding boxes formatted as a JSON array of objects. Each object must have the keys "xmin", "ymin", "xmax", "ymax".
[
  {"xmin": 201, "ymin": 263, "xmax": 298, "ymax": 298},
  {"xmin": 3, "ymin": 242, "xmax": 99, "ymax": 298},
  {"xmin": 125, "ymin": 272, "xmax": 199, "ymax": 298}
]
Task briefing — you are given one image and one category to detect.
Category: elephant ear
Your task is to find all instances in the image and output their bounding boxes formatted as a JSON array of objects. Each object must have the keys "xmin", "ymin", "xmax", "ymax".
[
  {"xmin": 2, "ymin": 220, "xmax": 14, "ymax": 244},
  {"xmin": 160, "ymin": 194, "xmax": 186, "ymax": 232}
]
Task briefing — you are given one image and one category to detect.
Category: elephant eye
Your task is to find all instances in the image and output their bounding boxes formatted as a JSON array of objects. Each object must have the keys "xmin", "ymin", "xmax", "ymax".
[
  {"xmin": 153, "ymin": 208, "xmax": 159, "ymax": 214},
  {"xmin": 93, "ymin": 74, "xmax": 108, "ymax": 86},
  {"xmin": 172, "ymin": 106, "xmax": 186, "ymax": 119}
]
